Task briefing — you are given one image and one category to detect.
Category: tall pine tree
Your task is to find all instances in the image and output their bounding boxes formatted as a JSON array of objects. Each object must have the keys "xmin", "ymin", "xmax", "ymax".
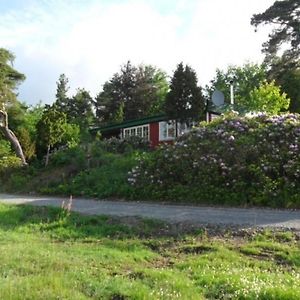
[
  {"xmin": 0, "ymin": 48, "xmax": 27, "ymax": 165},
  {"xmin": 165, "ymin": 62, "xmax": 205, "ymax": 124},
  {"xmin": 55, "ymin": 73, "xmax": 70, "ymax": 114},
  {"xmin": 94, "ymin": 61, "xmax": 169, "ymax": 124}
]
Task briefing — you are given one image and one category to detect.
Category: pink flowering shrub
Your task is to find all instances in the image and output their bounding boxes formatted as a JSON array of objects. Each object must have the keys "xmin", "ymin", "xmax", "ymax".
[{"xmin": 129, "ymin": 114, "xmax": 300, "ymax": 207}]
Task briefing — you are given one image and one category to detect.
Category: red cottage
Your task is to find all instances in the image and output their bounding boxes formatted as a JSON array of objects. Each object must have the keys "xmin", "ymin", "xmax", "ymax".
[{"xmin": 90, "ymin": 114, "xmax": 194, "ymax": 148}]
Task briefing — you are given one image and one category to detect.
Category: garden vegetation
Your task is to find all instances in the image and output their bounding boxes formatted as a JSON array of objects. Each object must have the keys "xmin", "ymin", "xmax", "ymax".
[{"xmin": 1, "ymin": 113, "xmax": 300, "ymax": 208}]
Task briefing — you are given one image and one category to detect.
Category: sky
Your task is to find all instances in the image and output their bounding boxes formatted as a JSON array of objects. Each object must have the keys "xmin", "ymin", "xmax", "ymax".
[{"xmin": 0, "ymin": 0, "xmax": 275, "ymax": 105}]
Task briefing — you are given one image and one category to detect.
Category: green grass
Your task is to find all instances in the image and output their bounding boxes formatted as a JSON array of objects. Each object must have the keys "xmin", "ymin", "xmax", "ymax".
[{"xmin": 0, "ymin": 203, "xmax": 299, "ymax": 299}]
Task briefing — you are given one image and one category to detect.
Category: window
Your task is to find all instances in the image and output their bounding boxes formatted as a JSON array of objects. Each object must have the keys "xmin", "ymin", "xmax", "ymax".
[
  {"xmin": 143, "ymin": 126, "xmax": 149, "ymax": 140},
  {"xmin": 159, "ymin": 121, "xmax": 196, "ymax": 141},
  {"xmin": 159, "ymin": 121, "xmax": 176, "ymax": 141},
  {"xmin": 124, "ymin": 129, "xmax": 130, "ymax": 138},
  {"xmin": 137, "ymin": 127, "xmax": 142, "ymax": 137},
  {"xmin": 122, "ymin": 125, "xmax": 150, "ymax": 140}
]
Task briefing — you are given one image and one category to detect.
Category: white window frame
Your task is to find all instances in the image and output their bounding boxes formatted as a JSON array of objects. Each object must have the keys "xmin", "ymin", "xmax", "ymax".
[
  {"xmin": 122, "ymin": 124, "xmax": 150, "ymax": 140},
  {"xmin": 159, "ymin": 120, "xmax": 196, "ymax": 141},
  {"xmin": 159, "ymin": 121, "xmax": 176, "ymax": 141}
]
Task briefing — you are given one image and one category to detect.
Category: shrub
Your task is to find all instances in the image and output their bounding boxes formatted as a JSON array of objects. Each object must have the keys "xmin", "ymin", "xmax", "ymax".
[
  {"xmin": 130, "ymin": 113, "xmax": 300, "ymax": 208},
  {"xmin": 96, "ymin": 136, "xmax": 150, "ymax": 154}
]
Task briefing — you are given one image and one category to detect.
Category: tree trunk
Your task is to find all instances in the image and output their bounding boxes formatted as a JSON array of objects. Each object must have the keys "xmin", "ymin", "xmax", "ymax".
[
  {"xmin": 0, "ymin": 109, "xmax": 27, "ymax": 166},
  {"xmin": 45, "ymin": 144, "xmax": 50, "ymax": 167}
]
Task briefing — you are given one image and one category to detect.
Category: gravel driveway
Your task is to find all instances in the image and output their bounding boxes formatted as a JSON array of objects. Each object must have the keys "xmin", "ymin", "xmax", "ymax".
[{"xmin": 0, "ymin": 193, "xmax": 299, "ymax": 229}]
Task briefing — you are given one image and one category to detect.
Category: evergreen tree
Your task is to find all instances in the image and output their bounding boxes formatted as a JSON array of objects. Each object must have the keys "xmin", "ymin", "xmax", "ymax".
[
  {"xmin": 55, "ymin": 73, "xmax": 70, "ymax": 114},
  {"xmin": 0, "ymin": 48, "xmax": 27, "ymax": 165},
  {"xmin": 266, "ymin": 56, "xmax": 300, "ymax": 112},
  {"xmin": 68, "ymin": 88, "xmax": 94, "ymax": 129},
  {"xmin": 165, "ymin": 62, "xmax": 205, "ymax": 123},
  {"xmin": 119, "ymin": 61, "xmax": 136, "ymax": 120},
  {"xmin": 94, "ymin": 61, "xmax": 168, "ymax": 124},
  {"xmin": 251, "ymin": 0, "xmax": 300, "ymax": 64},
  {"xmin": 95, "ymin": 74, "xmax": 124, "ymax": 123}
]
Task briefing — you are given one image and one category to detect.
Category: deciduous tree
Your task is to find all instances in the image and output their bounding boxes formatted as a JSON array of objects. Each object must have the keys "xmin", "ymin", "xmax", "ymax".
[
  {"xmin": 36, "ymin": 105, "xmax": 67, "ymax": 166},
  {"xmin": 206, "ymin": 63, "xmax": 267, "ymax": 107},
  {"xmin": 248, "ymin": 80, "xmax": 290, "ymax": 114}
]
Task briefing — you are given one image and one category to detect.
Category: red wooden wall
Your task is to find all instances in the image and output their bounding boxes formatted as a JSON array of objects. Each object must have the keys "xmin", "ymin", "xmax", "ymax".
[{"xmin": 150, "ymin": 122, "xmax": 159, "ymax": 148}]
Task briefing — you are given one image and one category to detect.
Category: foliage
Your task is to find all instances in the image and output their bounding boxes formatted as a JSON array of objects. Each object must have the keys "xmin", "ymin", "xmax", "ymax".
[
  {"xmin": 95, "ymin": 136, "xmax": 150, "ymax": 154},
  {"xmin": 0, "ymin": 48, "xmax": 28, "ymax": 165},
  {"xmin": 267, "ymin": 56, "xmax": 300, "ymax": 112},
  {"xmin": 95, "ymin": 61, "xmax": 169, "ymax": 123},
  {"xmin": 57, "ymin": 152, "xmax": 136, "ymax": 198},
  {"xmin": 54, "ymin": 75, "xmax": 94, "ymax": 133},
  {"xmin": 0, "ymin": 140, "xmax": 139, "ymax": 199},
  {"xmin": 0, "ymin": 203, "xmax": 299, "ymax": 299},
  {"xmin": 0, "ymin": 139, "xmax": 11, "ymax": 156},
  {"xmin": 48, "ymin": 146, "xmax": 86, "ymax": 169},
  {"xmin": 55, "ymin": 73, "xmax": 70, "ymax": 114},
  {"xmin": 248, "ymin": 80, "xmax": 290, "ymax": 114},
  {"xmin": 130, "ymin": 114, "xmax": 300, "ymax": 207},
  {"xmin": 68, "ymin": 88, "xmax": 94, "ymax": 130},
  {"xmin": 36, "ymin": 105, "xmax": 67, "ymax": 154},
  {"xmin": 60, "ymin": 122, "xmax": 80, "ymax": 148},
  {"xmin": 165, "ymin": 62, "xmax": 205, "ymax": 123},
  {"xmin": 0, "ymin": 139, "xmax": 21, "ymax": 173},
  {"xmin": 207, "ymin": 63, "xmax": 267, "ymax": 107},
  {"xmin": 0, "ymin": 48, "xmax": 25, "ymax": 107},
  {"xmin": 251, "ymin": 0, "xmax": 300, "ymax": 64},
  {"xmin": 16, "ymin": 127, "xmax": 36, "ymax": 160}
]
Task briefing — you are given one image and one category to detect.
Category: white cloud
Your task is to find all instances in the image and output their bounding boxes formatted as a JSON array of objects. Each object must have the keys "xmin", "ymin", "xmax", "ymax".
[{"xmin": 0, "ymin": 0, "xmax": 275, "ymax": 104}]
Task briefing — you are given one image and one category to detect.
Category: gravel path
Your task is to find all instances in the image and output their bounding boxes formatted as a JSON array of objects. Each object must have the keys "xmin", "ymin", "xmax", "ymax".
[{"xmin": 0, "ymin": 193, "xmax": 299, "ymax": 229}]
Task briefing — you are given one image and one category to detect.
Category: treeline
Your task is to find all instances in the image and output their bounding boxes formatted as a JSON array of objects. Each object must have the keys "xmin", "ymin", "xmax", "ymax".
[{"xmin": 0, "ymin": 55, "xmax": 299, "ymax": 167}]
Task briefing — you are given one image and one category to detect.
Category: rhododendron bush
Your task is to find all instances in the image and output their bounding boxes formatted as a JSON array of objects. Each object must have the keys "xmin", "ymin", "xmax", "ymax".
[{"xmin": 129, "ymin": 114, "xmax": 300, "ymax": 207}]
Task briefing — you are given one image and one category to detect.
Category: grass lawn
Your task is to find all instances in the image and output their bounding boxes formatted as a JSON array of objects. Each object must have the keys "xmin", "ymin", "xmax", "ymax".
[{"xmin": 0, "ymin": 203, "xmax": 299, "ymax": 299}]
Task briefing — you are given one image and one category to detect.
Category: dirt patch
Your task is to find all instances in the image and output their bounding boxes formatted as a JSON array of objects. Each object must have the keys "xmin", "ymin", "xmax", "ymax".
[{"xmin": 179, "ymin": 245, "xmax": 216, "ymax": 254}]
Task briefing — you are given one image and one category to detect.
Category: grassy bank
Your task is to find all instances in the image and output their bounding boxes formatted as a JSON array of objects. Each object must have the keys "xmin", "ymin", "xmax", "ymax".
[{"xmin": 0, "ymin": 203, "xmax": 299, "ymax": 299}]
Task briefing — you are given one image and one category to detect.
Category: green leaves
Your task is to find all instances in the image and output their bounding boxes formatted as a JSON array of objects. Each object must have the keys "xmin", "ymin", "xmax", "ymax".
[
  {"xmin": 248, "ymin": 80, "xmax": 290, "ymax": 114},
  {"xmin": 36, "ymin": 106, "xmax": 67, "ymax": 151},
  {"xmin": 207, "ymin": 63, "xmax": 267, "ymax": 107}
]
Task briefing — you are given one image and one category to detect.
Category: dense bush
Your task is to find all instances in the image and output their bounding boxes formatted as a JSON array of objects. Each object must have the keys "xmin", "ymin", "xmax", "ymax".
[
  {"xmin": 129, "ymin": 113, "xmax": 300, "ymax": 208},
  {"xmin": 0, "ymin": 140, "xmax": 138, "ymax": 199},
  {"xmin": 0, "ymin": 139, "xmax": 22, "ymax": 177},
  {"xmin": 49, "ymin": 152, "xmax": 137, "ymax": 198},
  {"xmin": 95, "ymin": 136, "xmax": 150, "ymax": 154}
]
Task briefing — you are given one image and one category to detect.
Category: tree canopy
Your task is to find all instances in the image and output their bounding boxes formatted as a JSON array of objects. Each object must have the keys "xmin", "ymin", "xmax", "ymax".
[
  {"xmin": 248, "ymin": 80, "xmax": 290, "ymax": 114},
  {"xmin": 55, "ymin": 73, "xmax": 70, "ymax": 114},
  {"xmin": 165, "ymin": 62, "xmax": 205, "ymax": 123},
  {"xmin": 0, "ymin": 48, "xmax": 26, "ymax": 107},
  {"xmin": 95, "ymin": 62, "xmax": 168, "ymax": 124},
  {"xmin": 251, "ymin": 0, "xmax": 300, "ymax": 64},
  {"xmin": 207, "ymin": 63, "xmax": 267, "ymax": 107},
  {"xmin": 0, "ymin": 48, "xmax": 27, "ymax": 165}
]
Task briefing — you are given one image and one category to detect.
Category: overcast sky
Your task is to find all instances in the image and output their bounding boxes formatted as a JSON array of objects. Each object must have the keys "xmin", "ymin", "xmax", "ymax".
[{"xmin": 0, "ymin": 0, "xmax": 275, "ymax": 105}]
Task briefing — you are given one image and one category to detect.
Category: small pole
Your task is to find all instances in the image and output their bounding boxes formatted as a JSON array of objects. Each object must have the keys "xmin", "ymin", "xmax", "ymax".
[{"xmin": 230, "ymin": 80, "xmax": 234, "ymax": 105}]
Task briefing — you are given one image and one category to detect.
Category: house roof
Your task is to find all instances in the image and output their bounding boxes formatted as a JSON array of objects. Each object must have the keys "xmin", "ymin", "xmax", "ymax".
[{"xmin": 90, "ymin": 114, "xmax": 167, "ymax": 134}]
